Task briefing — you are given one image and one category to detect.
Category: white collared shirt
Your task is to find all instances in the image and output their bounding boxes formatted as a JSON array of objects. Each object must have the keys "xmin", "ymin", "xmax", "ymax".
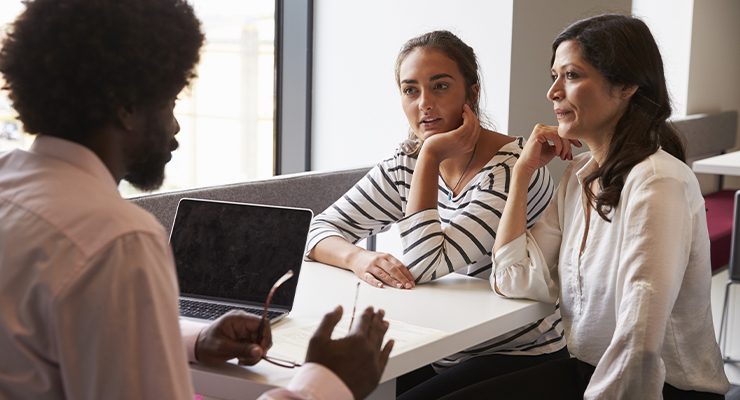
[{"xmin": 493, "ymin": 150, "xmax": 730, "ymax": 398}]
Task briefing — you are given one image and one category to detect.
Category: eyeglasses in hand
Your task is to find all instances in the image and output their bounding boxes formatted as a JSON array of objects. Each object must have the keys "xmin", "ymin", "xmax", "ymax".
[
  {"xmin": 257, "ymin": 275, "xmax": 362, "ymax": 368},
  {"xmin": 257, "ymin": 270, "xmax": 302, "ymax": 368}
]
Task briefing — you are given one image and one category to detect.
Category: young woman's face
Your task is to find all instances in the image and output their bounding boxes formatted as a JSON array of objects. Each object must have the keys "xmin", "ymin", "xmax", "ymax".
[
  {"xmin": 548, "ymin": 40, "xmax": 628, "ymax": 143},
  {"xmin": 399, "ymin": 48, "xmax": 476, "ymax": 141}
]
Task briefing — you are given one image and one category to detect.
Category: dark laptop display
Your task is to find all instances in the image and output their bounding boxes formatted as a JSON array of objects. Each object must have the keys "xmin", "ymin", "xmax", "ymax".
[{"xmin": 170, "ymin": 198, "xmax": 313, "ymax": 320}]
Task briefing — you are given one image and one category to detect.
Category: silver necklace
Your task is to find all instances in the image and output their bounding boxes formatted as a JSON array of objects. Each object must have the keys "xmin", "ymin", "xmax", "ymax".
[{"xmin": 442, "ymin": 143, "xmax": 477, "ymax": 201}]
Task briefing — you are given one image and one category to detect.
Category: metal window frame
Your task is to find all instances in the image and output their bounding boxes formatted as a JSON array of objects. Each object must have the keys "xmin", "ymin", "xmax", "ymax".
[
  {"xmin": 273, "ymin": 1, "xmax": 376, "ymax": 251},
  {"xmin": 274, "ymin": 0, "xmax": 313, "ymax": 175}
]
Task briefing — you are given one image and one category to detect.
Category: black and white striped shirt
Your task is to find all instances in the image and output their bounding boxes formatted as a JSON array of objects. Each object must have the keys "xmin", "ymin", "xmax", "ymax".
[{"xmin": 307, "ymin": 137, "xmax": 565, "ymax": 368}]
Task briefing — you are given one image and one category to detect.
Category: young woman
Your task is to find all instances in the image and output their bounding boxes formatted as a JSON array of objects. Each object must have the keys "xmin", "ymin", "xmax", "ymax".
[
  {"xmin": 444, "ymin": 14, "xmax": 730, "ymax": 399},
  {"xmin": 306, "ymin": 31, "xmax": 568, "ymax": 398}
]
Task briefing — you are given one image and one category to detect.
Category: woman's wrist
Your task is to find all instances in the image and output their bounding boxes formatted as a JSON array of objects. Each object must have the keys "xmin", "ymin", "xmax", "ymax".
[
  {"xmin": 417, "ymin": 144, "xmax": 443, "ymax": 166},
  {"xmin": 512, "ymin": 163, "xmax": 535, "ymax": 184},
  {"xmin": 344, "ymin": 246, "xmax": 368, "ymax": 273}
]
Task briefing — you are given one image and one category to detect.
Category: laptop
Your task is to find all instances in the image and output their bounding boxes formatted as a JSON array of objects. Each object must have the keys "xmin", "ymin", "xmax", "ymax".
[{"xmin": 169, "ymin": 198, "xmax": 313, "ymax": 323}]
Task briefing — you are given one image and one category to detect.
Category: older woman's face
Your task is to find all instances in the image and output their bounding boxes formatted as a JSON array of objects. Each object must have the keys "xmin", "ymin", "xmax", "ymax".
[
  {"xmin": 548, "ymin": 40, "xmax": 629, "ymax": 143},
  {"xmin": 399, "ymin": 48, "xmax": 475, "ymax": 141}
]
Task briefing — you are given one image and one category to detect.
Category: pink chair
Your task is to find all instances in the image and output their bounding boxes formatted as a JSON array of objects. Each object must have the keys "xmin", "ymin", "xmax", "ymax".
[
  {"xmin": 719, "ymin": 190, "xmax": 740, "ymax": 362},
  {"xmin": 673, "ymin": 110, "xmax": 738, "ymax": 274}
]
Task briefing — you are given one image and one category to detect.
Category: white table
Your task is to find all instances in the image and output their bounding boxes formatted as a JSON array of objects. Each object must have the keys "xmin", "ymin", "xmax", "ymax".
[
  {"xmin": 190, "ymin": 261, "xmax": 556, "ymax": 400},
  {"xmin": 693, "ymin": 151, "xmax": 740, "ymax": 176}
]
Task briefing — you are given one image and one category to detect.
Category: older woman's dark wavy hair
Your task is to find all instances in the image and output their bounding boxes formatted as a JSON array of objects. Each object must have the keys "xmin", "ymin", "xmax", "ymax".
[
  {"xmin": 0, "ymin": 0, "xmax": 204, "ymax": 144},
  {"xmin": 552, "ymin": 14, "xmax": 686, "ymax": 222}
]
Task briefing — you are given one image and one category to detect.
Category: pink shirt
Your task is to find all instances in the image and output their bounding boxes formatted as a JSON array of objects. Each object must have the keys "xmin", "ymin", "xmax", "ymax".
[{"xmin": 0, "ymin": 136, "xmax": 351, "ymax": 400}]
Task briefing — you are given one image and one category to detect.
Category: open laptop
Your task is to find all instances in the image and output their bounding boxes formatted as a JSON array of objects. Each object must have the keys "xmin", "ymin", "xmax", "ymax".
[{"xmin": 169, "ymin": 198, "xmax": 313, "ymax": 323}]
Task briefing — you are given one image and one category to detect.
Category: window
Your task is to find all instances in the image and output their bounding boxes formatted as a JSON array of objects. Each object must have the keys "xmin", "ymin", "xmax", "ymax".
[
  {"xmin": 121, "ymin": 0, "xmax": 278, "ymax": 195},
  {"xmin": 0, "ymin": 1, "xmax": 29, "ymax": 154},
  {"xmin": 0, "ymin": 0, "xmax": 309, "ymax": 196}
]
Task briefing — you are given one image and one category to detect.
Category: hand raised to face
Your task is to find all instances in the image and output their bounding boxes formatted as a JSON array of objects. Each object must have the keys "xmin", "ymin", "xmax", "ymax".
[
  {"xmin": 305, "ymin": 306, "xmax": 394, "ymax": 400},
  {"xmin": 421, "ymin": 104, "xmax": 481, "ymax": 164},
  {"xmin": 515, "ymin": 124, "xmax": 582, "ymax": 178}
]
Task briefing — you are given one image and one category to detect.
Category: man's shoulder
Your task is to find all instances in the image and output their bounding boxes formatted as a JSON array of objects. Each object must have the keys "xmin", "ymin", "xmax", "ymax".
[
  {"xmin": 0, "ymin": 152, "xmax": 165, "ymax": 258},
  {"xmin": 55, "ymin": 190, "xmax": 165, "ymax": 257}
]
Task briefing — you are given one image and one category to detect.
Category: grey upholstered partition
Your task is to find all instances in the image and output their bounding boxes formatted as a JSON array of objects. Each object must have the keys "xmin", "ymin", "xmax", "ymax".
[
  {"xmin": 128, "ymin": 166, "xmax": 372, "ymax": 235},
  {"xmin": 670, "ymin": 110, "xmax": 738, "ymax": 160}
]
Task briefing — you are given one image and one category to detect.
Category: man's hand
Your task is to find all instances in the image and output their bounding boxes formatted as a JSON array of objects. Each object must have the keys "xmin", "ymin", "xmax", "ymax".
[
  {"xmin": 306, "ymin": 306, "xmax": 394, "ymax": 400},
  {"xmin": 195, "ymin": 310, "xmax": 272, "ymax": 366}
]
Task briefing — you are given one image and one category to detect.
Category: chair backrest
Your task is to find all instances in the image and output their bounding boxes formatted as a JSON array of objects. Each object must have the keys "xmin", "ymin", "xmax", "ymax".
[
  {"xmin": 670, "ymin": 110, "xmax": 738, "ymax": 161},
  {"xmin": 732, "ymin": 191, "xmax": 740, "ymax": 282},
  {"xmin": 128, "ymin": 166, "xmax": 372, "ymax": 235}
]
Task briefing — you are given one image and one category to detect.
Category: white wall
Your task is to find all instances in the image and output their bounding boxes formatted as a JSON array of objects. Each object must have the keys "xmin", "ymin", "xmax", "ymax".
[
  {"xmin": 632, "ymin": 0, "xmax": 694, "ymax": 118},
  {"xmin": 311, "ymin": 0, "xmax": 513, "ymax": 171},
  {"xmin": 687, "ymin": 0, "xmax": 740, "ymax": 196}
]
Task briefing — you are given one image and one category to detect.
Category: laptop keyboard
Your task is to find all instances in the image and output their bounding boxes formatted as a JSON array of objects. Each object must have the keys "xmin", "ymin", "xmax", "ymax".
[{"xmin": 179, "ymin": 299, "xmax": 284, "ymax": 321}]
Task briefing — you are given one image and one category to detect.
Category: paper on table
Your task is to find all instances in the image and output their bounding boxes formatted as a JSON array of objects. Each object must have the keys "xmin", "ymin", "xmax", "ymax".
[{"xmin": 267, "ymin": 316, "xmax": 447, "ymax": 364}]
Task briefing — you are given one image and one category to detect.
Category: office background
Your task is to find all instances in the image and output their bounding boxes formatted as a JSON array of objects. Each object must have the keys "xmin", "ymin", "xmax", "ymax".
[{"xmin": 0, "ymin": 0, "xmax": 738, "ymax": 389}]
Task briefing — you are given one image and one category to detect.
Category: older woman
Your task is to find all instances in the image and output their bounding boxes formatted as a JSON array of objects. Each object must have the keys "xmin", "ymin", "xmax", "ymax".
[{"xmin": 445, "ymin": 14, "xmax": 730, "ymax": 399}]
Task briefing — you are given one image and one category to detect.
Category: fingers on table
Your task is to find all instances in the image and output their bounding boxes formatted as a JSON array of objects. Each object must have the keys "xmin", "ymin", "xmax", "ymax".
[
  {"xmin": 363, "ymin": 271, "xmax": 385, "ymax": 288},
  {"xmin": 368, "ymin": 257, "xmax": 414, "ymax": 289}
]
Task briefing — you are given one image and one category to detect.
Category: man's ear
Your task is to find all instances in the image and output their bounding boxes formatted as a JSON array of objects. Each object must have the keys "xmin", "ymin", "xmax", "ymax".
[{"xmin": 116, "ymin": 105, "xmax": 136, "ymax": 131}]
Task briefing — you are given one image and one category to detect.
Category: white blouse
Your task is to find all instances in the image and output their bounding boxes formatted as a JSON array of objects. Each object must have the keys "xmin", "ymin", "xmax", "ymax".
[{"xmin": 492, "ymin": 150, "xmax": 730, "ymax": 398}]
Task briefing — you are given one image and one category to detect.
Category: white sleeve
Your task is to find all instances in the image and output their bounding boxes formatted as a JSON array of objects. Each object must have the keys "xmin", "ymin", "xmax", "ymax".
[
  {"xmin": 491, "ymin": 166, "xmax": 565, "ymax": 303},
  {"xmin": 51, "ymin": 232, "xmax": 194, "ymax": 400},
  {"xmin": 257, "ymin": 363, "xmax": 353, "ymax": 400},
  {"xmin": 180, "ymin": 319, "xmax": 208, "ymax": 363}
]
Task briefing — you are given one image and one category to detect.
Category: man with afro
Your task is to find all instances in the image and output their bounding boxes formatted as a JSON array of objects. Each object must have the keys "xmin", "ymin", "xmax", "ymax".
[{"xmin": 0, "ymin": 0, "xmax": 391, "ymax": 399}]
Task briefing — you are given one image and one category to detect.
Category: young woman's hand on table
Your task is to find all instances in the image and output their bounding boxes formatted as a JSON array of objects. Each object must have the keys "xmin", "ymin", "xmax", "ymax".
[{"xmin": 347, "ymin": 248, "xmax": 415, "ymax": 289}]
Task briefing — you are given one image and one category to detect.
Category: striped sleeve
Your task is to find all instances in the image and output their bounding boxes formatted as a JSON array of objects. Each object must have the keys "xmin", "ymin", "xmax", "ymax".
[
  {"xmin": 526, "ymin": 166, "xmax": 554, "ymax": 229},
  {"xmin": 305, "ymin": 159, "xmax": 405, "ymax": 255},
  {"xmin": 397, "ymin": 150, "xmax": 554, "ymax": 284}
]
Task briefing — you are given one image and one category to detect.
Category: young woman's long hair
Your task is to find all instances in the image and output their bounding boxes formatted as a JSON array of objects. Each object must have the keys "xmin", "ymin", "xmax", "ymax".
[{"xmin": 553, "ymin": 14, "xmax": 686, "ymax": 222}]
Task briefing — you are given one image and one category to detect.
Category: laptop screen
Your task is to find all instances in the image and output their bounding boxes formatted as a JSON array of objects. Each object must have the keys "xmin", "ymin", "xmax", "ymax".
[{"xmin": 170, "ymin": 198, "xmax": 312, "ymax": 309}]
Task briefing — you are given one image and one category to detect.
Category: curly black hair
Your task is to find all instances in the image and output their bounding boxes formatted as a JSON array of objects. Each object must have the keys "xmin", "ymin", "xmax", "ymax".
[{"xmin": 0, "ymin": 0, "xmax": 204, "ymax": 144}]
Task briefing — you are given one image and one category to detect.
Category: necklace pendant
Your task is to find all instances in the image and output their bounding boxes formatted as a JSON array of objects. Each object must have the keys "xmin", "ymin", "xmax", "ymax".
[{"xmin": 448, "ymin": 193, "xmax": 452, "ymax": 201}]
